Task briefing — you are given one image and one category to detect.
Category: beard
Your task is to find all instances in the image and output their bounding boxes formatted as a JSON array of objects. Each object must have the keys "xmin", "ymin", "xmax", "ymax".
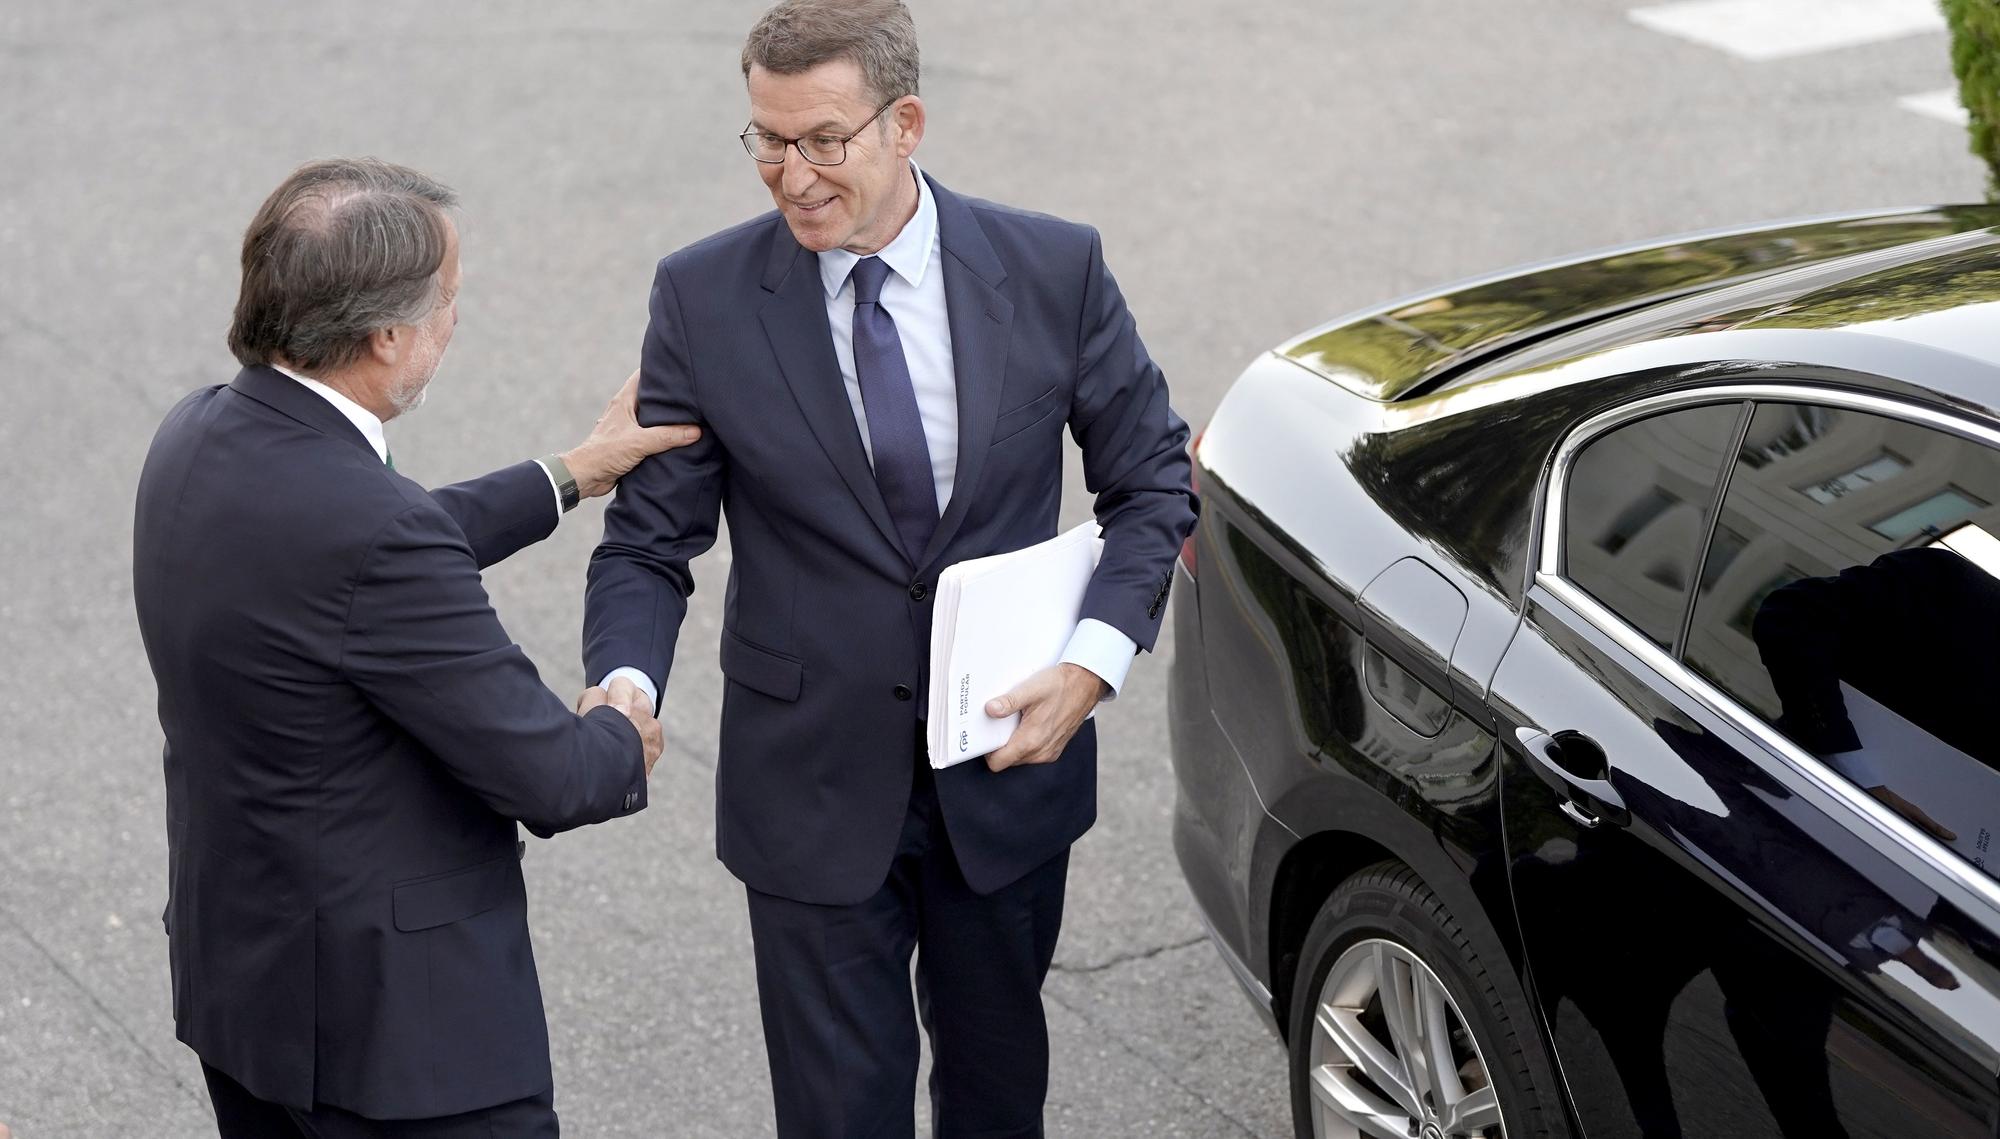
[
  {"xmin": 389, "ymin": 323, "xmax": 446, "ymax": 415},
  {"xmin": 389, "ymin": 380, "xmax": 429, "ymax": 415}
]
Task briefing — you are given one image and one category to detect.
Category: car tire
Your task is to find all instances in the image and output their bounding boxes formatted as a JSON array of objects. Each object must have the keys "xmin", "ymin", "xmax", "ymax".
[{"xmin": 1287, "ymin": 860, "xmax": 1561, "ymax": 1139}]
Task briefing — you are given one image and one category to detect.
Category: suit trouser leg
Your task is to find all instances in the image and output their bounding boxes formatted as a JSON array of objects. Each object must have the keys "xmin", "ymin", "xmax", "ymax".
[
  {"xmin": 915, "ymin": 839, "xmax": 1067, "ymax": 1139},
  {"xmin": 746, "ymin": 787, "xmax": 928, "ymax": 1139},
  {"xmin": 744, "ymin": 761, "xmax": 1069, "ymax": 1139}
]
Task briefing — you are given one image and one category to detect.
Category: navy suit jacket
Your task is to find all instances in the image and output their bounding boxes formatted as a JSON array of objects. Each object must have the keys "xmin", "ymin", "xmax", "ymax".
[
  {"xmin": 1754, "ymin": 546, "xmax": 2000, "ymax": 768},
  {"xmin": 584, "ymin": 174, "xmax": 1196, "ymax": 905},
  {"xmin": 133, "ymin": 366, "xmax": 647, "ymax": 1117}
]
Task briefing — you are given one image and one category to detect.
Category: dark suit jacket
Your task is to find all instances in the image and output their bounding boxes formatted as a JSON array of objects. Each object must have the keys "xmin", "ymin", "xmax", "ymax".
[
  {"xmin": 584, "ymin": 173, "xmax": 1197, "ymax": 905},
  {"xmin": 133, "ymin": 366, "xmax": 647, "ymax": 1117},
  {"xmin": 1753, "ymin": 546, "xmax": 2000, "ymax": 769}
]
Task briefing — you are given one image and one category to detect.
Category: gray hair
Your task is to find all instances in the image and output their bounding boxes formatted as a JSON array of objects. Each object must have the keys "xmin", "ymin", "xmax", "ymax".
[
  {"xmin": 228, "ymin": 157, "xmax": 458, "ymax": 373},
  {"xmin": 741, "ymin": 0, "xmax": 920, "ymax": 104}
]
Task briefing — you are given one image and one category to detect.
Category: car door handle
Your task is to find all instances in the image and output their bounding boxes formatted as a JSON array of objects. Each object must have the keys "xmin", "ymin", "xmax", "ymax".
[{"xmin": 1514, "ymin": 727, "xmax": 1630, "ymax": 829}]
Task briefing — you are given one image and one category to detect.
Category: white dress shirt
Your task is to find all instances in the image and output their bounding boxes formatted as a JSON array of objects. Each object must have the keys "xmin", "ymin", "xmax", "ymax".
[
  {"xmin": 605, "ymin": 164, "xmax": 1138, "ymax": 713},
  {"xmin": 273, "ymin": 364, "xmax": 390, "ymax": 464},
  {"xmin": 272, "ymin": 364, "xmax": 565, "ymax": 518}
]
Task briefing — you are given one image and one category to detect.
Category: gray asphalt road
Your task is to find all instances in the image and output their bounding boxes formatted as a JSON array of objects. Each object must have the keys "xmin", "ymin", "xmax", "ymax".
[{"xmin": 0, "ymin": 1, "xmax": 1985, "ymax": 1135}]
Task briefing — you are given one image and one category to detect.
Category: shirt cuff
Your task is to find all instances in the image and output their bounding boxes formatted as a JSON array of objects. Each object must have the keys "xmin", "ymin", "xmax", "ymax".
[
  {"xmin": 533, "ymin": 457, "xmax": 566, "ymax": 520},
  {"xmin": 600, "ymin": 667, "xmax": 660, "ymax": 715},
  {"xmin": 1854, "ymin": 917, "xmax": 1915, "ymax": 958},
  {"xmin": 1059, "ymin": 618, "xmax": 1138, "ymax": 700},
  {"xmin": 1825, "ymin": 749, "xmax": 1883, "ymax": 789}
]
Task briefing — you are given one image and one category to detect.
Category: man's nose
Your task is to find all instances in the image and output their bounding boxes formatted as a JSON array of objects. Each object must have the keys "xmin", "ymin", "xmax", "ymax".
[{"xmin": 781, "ymin": 148, "xmax": 819, "ymax": 197}]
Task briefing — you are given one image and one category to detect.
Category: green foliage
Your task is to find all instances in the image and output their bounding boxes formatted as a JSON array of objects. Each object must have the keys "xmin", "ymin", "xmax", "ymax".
[{"xmin": 1943, "ymin": 0, "xmax": 2000, "ymax": 198}]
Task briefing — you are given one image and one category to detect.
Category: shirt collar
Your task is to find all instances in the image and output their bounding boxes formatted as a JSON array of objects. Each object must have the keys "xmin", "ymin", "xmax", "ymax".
[
  {"xmin": 271, "ymin": 364, "xmax": 390, "ymax": 464},
  {"xmin": 818, "ymin": 162, "xmax": 937, "ymax": 299}
]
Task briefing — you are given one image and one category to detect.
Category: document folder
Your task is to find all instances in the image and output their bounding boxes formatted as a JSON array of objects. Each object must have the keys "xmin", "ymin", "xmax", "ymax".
[{"xmin": 926, "ymin": 522, "xmax": 1104, "ymax": 768}]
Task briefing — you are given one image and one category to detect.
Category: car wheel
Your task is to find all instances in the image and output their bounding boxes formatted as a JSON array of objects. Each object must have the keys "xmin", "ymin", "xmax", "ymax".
[{"xmin": 1288, "ymin": 861, "xmax": 1556, "ymax": 1139}]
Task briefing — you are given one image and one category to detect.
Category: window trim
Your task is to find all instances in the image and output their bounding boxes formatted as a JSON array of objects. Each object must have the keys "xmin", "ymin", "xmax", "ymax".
[
  {"xmin": 1537, "ymin": 381, "xmax": 2000, "ymax": 920},
  {"xmin": 1674, "ymin": 400, "xmax": 1753, "ymax": 657}
]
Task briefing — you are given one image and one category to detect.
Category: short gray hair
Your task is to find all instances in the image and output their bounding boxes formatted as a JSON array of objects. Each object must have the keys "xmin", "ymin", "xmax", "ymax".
[
  {"xmin": 228, "ymin": 157, "xmax": 458, "ymax": 373},
  {"xmin": 741, "ymin": 0, "xmax": 920, "ymax": 104}
]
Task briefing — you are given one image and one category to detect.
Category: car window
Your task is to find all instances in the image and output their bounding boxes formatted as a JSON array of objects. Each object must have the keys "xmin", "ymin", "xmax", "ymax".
[
  {"xmin": 1684, "ymin": 401, "xmax": 2000, "ymax": 880},
  {"xmin": 1562, "ymin": 403, "xmax": 1745, "ymax": 647}
]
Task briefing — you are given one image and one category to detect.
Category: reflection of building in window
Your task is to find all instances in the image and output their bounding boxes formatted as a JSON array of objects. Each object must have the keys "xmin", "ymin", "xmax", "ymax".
[
  {"xmin": 1686, "ymin": 404, "xmax": 2000, "ymax": 720},
  {"xmin": 1566, "ymin": 404, "xmax": 1741, "ymax": 647},
  {"xmin": 1870, "ymin": 487, "xmax": 1989, "ymax": 541},
  {"xmin": 1739, "ymin": 403, "xmax": 1833, "ymax": 469},
  {"xmin": 1701, "ymin": 527, "xmax": 1748, "ymax": 591},
  {"xmin": 1600, "ymin": 487, "xmax": 1680, "ymax": 554},
  {"xmin": 1798, "ymin": 452, "xmax": 1906, "ymax": 504}
]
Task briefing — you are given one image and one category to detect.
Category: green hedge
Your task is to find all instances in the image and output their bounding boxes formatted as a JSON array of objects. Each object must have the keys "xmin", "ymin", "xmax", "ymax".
[{"xmin": 1944, "ymin": 0, "xmax": 2000, "ymax": 197}]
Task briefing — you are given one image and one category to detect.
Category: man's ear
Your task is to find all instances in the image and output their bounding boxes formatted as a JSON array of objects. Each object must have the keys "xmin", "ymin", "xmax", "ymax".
[
  {"xmin": 367, "ymin": 325, "xmax": 403, "ymax": 368},
  {"xmin": 894, "ymin": 96, "xmax": 926, "ymax": 158}
]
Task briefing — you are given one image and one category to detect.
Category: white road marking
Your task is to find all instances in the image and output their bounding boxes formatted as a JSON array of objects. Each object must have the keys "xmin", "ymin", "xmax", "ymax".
[
  {"xmin": 1628, "ymin": 0, "xmax": 1947, "ymax": 61},
  {"xmin": 1899, "ymin": 87, "xmax": 1972, "ymax": 125}
]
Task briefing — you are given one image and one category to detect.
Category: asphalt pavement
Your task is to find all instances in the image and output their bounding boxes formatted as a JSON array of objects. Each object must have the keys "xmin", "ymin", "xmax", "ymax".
[{"xmin": 0, "ymin": 0, "xmax": 1986, "ymax": 1135}]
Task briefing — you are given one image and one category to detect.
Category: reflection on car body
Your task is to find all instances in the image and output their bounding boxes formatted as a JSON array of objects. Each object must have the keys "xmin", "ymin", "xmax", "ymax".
[{"xmin": 1169, "ymin": 206, "xmax": 2000, "ymax": 1138}]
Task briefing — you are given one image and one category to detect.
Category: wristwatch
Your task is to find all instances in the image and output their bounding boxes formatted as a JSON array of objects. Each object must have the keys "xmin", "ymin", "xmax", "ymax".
[{"xmin": 538, "ymin": 454, "xmax": 580, "ymax": 513}]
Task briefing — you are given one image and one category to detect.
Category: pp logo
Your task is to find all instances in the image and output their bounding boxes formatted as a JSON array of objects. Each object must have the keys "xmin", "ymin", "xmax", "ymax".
[{"xmin": 958, "ymin": 731, "xmax": 970, "ymax": 753}]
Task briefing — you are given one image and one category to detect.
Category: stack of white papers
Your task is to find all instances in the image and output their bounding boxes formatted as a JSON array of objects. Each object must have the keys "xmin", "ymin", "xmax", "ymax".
[{"xmin": 926, "ymin": 522, "xmax": 1104, "ymax": 768}]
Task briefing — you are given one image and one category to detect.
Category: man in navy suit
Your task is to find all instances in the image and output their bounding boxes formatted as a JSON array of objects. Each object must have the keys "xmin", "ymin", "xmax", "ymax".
[
  {"xmin": 135, "ymin": 158, "xmax": 699, "ymax": 1137},
  {"xmin": 582, "ymin": 2, "xmax": 1197, "ymax": 1133}
]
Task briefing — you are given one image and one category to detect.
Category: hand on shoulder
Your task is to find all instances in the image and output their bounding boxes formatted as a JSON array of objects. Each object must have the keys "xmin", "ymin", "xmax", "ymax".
[{"xmin": 562, "ymin": 370, "xmax": 703, "ymax": 498}]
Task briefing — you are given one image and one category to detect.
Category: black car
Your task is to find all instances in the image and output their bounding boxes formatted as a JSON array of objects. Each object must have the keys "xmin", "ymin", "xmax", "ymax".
[{"xmin": 1169, "ymin": 206, "xmax": 2000, "ymax": 1139}]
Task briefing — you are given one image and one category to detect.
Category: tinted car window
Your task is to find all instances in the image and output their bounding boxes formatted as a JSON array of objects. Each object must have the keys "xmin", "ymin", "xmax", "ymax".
[
  {"xmin": 1563, "ymin": 403, "xmax": 1745, "ymax": 647},
  {"xmin": 1685, "ymin": 402, "xmax": 2000, "ymax": 879}
]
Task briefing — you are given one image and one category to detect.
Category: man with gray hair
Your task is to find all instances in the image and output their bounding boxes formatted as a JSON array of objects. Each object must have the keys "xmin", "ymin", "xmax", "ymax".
[
  {"xmin": 583, "ymin": 2, "xmax": 1197, "ymax": 1134},
  {"xmin": 134, "ymin": 157, "xmax": 699, "ymax": 1137}
]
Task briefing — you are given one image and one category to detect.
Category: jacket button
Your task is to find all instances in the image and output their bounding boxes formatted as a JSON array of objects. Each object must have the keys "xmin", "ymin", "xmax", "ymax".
[
  {"xmin": 909, "ymin": 582, "xmax": 928, "ymax": 601},
  {"xmin": 893, "ymin": 684, "xmax": 913, "ymax": 701}
]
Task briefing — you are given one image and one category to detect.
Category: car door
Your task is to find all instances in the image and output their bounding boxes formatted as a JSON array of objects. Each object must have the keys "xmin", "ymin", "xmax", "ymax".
[{"xmin": 1491, "ymin": 387, "xmax": 2000, "ymax": 1138}]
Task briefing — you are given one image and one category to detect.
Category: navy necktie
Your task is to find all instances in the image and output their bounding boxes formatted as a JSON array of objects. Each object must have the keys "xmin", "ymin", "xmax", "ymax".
[{"xmin": 848, "ymin": 255, "xmax": 939, "ymax": 562}]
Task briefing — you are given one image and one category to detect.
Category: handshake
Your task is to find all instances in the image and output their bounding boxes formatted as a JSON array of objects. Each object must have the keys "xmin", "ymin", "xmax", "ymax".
[{"xmin": 576, "ymin": 677, "xmax": 666, "ymax": 776}]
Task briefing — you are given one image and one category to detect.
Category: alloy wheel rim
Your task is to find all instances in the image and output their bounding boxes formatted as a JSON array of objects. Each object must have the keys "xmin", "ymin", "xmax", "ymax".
[{"xmin": 1307, "ymin": 938, "xmax": 1505, "ymax": 1139}]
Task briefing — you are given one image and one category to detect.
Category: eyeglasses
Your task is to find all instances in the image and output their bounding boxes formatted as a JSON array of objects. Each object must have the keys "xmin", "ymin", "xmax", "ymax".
[{"xmin": 739, "ymin": 97, "xmax": 900, "ymax": 167}]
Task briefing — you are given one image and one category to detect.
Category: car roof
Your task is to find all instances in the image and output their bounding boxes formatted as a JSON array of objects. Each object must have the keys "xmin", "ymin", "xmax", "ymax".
[{"xmin": 1279, "ymin": 206, "xmax": 2000, "ymax": 405}]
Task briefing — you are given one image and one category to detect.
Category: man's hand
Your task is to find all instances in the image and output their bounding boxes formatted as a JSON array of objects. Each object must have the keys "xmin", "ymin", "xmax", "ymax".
[
  {"xmin": 1868, "ymin": 785, "xmax": 1957, "ymax": 843},
  {"xmin": 1894, "ymin": 942, "xmax": 1962, "ymax": 991},
  {"xmin": 981, "ymin": 663, "xmax": 1108, "ymax": 772},
  {"xmin": 562, "ymin": 370, "xmax": 702, "ymax": 499},
  {"xmin": 578, "ymin": 682, "xmax": 664, "ymax": 776}
]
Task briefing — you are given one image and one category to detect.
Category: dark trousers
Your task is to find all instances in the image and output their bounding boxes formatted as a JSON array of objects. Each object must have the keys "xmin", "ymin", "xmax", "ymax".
[
  {"xmin": 745, "ymin": 757, "xmax": 1070, "ymax": 1139},
  {"xmin": 201, "ymin": 1062, "xmax": 559, "ymax": 1138}
]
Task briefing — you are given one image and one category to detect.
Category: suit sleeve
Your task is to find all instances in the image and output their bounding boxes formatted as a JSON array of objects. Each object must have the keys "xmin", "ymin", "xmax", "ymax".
[
  {"xmin": 428, "ymin": 460, "xmax": 560, "ymax": 570},
  {"xmin": 1068, "ymin": 227, "xmax": 1199, "ymax": 652},
  {"xmin": 1752, "ymin": 573, "xmax": 1863, "ymax": 756},
  {"xmin": 1753, "ymin": 547, "xmax": 1986, "ymax": 759},
  {"xmin": 582, "ymin": 262, "xmax": 725, "ymax": 700},
  {"xmin": 343, "ymin": 500, "xmax": 647, "ymax": 835}
]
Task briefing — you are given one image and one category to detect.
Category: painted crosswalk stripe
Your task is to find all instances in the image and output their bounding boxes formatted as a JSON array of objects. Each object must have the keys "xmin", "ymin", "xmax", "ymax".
[
  {"xmin": 1899, "ymin": 88, "xmax": 1971, "ymax": 125},
  {"xmin": 1629, "ymin": 0, "xmax": 1947, "ymax": 62}
]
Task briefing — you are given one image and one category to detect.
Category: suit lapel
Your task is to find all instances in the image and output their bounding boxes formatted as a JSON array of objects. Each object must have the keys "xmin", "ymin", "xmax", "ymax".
[
  {"xmin": 919, "ymin": 176, "xmax": 1014, "ymax": 571},
  {"xmin": 757, "ymin": 230, "xmax": 907, "ymax": 561}
]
